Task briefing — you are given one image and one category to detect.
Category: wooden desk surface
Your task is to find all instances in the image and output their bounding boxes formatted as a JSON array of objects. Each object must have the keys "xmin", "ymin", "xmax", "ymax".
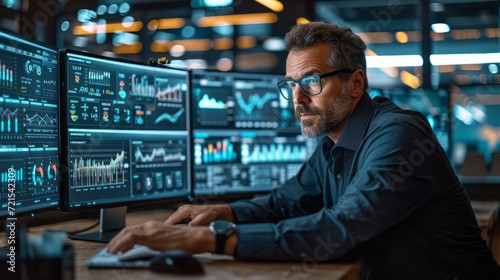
[{"xmin": 2, "ymin": 209, "xmax": 358, "ymax": 280}]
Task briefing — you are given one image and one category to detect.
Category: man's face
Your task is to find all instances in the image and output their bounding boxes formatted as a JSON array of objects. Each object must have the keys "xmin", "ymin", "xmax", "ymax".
[{"xmin": 285, "ymin": 43, "xmax": 353, "ymax": 139}]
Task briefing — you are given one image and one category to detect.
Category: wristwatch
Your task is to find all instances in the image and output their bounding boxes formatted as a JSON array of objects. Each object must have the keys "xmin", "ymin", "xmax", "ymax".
[{"xmin": 209, "ymin": 220, "xmax": 237, "ymax": 255}]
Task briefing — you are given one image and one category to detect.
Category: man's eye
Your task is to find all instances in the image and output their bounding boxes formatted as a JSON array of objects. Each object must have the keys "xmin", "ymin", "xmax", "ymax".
[{"xmin": 301, "ymin": 76, "xmax": 320, "ymax": 85}]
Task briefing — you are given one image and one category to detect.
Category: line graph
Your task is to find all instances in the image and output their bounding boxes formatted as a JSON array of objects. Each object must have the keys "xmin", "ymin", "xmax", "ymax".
[
  {"xmin": 132, "ymin": 140, "xmax": 187, "ymax": 169},
  {"xmin": 24, "ymin": 111, "xmax": 57, "ymax": 128},
  {"xmin": 134, "ymin": 146, "xmax": 187, "ymax": 163},
  {"xmin": 235, "ymin": 91, "xmax": 277, "ymax": 115},
  {"xmin": 154, "ymin": 108, "xmax": 185, "ymax": 124}
]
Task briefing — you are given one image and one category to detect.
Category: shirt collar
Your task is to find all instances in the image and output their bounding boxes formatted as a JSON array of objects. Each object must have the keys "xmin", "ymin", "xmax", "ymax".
[{"xmin": 336, "ymin": 93, "xmax": 376, "ymax": 151}]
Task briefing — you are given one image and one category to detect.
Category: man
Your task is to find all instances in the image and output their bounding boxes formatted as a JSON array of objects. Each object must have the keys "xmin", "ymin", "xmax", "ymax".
[{"xmin": 108, "ymin": 22, "xmax": 500, "ymax": 279}]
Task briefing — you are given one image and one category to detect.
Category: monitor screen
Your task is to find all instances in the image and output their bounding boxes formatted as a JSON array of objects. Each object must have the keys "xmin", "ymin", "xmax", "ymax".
[
  {"xmin": 450, "ymin": 84, "xmax": 500, "ymax": 180},
  {"xmin": 59, "ymin": 49, "xmax": 190, "ymax": 213},
  {"xmin": 0, "ymin": 29, "xmax": 59, "ymax": 218},
  {"xmin": 190, "ymin": 70, "xmax": 317, "ymax": 197},
  {"xmin": 369, "ymin": 87, "xmax": 451, "ymax": 157}
]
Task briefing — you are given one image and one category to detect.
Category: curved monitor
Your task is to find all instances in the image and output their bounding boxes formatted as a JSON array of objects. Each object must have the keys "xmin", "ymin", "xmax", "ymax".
[
  {"xmin": 0, "ymin": 29, "xmax": 59, "ymax": 219},
  {"xmin": 59, "ymin": 49, "xmax": 190, "ymax": 241},
  {"xmin": 190, "ymin": 70, "xmax": 317, "ymax": 198}
]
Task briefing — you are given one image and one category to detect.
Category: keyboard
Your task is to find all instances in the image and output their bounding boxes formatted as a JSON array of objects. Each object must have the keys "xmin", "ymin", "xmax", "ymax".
[
  {"xmin": 86, "ymin": 246, "xmax": 236, "ymax": 268},
  {"xmin": 85, "ymin": 246, "xmax": 159, "ymax": 268}
]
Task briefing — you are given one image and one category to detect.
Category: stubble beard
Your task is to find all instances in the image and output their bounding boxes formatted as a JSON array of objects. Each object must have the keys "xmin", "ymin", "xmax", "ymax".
[{"xmin": 296, "ymin": 83, "xmax": 352, "ymax": 138}]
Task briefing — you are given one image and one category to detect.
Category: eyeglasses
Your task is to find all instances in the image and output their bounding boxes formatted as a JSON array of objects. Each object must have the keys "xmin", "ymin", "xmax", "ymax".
[{"xmin": 277, "ymin": 69, "xmax": 355, "ymax": 100}]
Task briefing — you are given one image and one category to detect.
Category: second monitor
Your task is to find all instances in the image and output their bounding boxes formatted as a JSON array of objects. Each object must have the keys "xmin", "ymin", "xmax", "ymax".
[{"xmin": 190, "ymin": 70, "xmax": 317, "ymax": 198}]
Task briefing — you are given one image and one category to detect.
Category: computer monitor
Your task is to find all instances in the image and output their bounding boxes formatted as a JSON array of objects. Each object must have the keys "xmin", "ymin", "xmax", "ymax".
[
  {"xmin": 369, "ymin": 87, "xmax": 451, "ymax": 157},
  {"xmin": 0, "ymin": 29, "xmax": 59, "ymax": 220},
  {"xmin": 450, "ymin": 84, "xmax": 500, "ymax": 180},
  {"xmin": 190, "ymin": 70, "xmax": 317, "ymax": 198},
  {"xmin": 59, "ymin": 49, "xmax": 190, "ymax": 241}
]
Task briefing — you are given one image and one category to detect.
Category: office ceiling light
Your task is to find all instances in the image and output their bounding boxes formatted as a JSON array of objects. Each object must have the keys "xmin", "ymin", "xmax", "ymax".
[
  {"xmin": 431, "ymin": 23, "xmax": 450, "ymax": 33},
  {"xmin": 113, "ymin": 42, "xmax": 143, "ymax": 54},
  {"xmin": 159, "ymin": 18, "xmax": 186, "ymax": 29},
  {"xmin": 430, "ymin": 3, "xmax": 445, "ymax": 12},
  {"xmin": 214, "ymin": 38, "xmax": 234, "ymax": 50},
  {"xmin": 263, "ymin": 37, "xmax": 285, "ymax": 51},
  {"xmin": 73, "ymin": 21, "xmax": 143, "ymax": 35},
  {"xmin": 430, "ymin": 53, "xmax": 500, "ymax": 65},
  {"xmin": 366, "ymin": 55, "xmax": 423, "ymax": 68},
  {"xmin": 451, "ymin": 29, "xmax": 480, "ymax": 40},
  {"xmin": 486, "ymin": 28, "xmax": 500, "ymax": 38},
  {"xmin": 395, "ymin": 31, "xmax": 409, "ymax": 43},
  {"xmin": 151, "ymin": 39, "xmax": 212, "ymax": 52},
  {"xmin": 357, "ymin": 32, "xmax": 393, "ymax": 43},
  {"xmin": 488, "ymin": 64, "xmax": 499, "ymax": 74},
  {"xmin": 400, "ymin": 70, "xmax": 421, "ymax": 89},
  {"xmin": 196, "ymin": 13, "xmax": 278, "ymax": 27},
  {"xmin": 254, "ymin": 0, "xmax": 284, "ymax": 12},
  {"xmin": 204, "ymin": 0, "xmax": 232, "ymax": 7},
  {"xmin": 296, "ymin": 17, "xmax": 310, "ymax": 25},
  {"xmin": 430, "ymin": 31, "xmax": 445, "ymax": 41}
]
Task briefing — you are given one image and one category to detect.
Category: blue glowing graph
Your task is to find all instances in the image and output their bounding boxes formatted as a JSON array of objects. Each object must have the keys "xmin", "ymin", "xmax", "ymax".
[
  {"xmin": 198, "ymin": 94, "xmax": 226, "ymax": 109},
  {"xmin": 0, "ymin": 107, "xmax": 19, "ymax": 133},
  {"xmin": 235, "ymin": 91, "xmax": 277, "ymax": 115},
  {"xmin": 24, "ymin": 112, "xmax": 57, "ymax": 127},
  {"xmin": 1, "ymin": 166, "xmax": 23, "ymax": 183},
  {"xmin": 134, "ymin": 146, "xmax": 186, "ymax": 163},
  {"xmin": 154, "ymin": 108, "xmax": 185, "ymax": 124}
]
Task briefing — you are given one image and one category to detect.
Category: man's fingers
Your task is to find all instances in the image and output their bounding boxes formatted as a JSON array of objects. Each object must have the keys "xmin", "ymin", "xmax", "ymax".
[{"xmin": 107, "ymin": 226, "xmax": 139, "ymax": 254}]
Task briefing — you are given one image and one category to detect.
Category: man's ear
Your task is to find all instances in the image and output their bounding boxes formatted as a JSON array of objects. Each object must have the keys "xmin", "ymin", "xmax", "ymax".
[{"xmin": 348, "ymin": 69, "xmax": 365, "ymax": 98}]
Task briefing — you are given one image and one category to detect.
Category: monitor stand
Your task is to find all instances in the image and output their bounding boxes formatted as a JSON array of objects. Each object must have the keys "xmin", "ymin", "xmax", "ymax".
[{"xmin": 69, "ymin": 206, "xmax": 127, "ymax": 243}]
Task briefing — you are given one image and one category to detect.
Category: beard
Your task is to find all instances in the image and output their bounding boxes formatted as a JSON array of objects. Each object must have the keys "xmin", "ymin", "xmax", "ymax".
[{"xmin": 295, "ymin": 82, "xmax": 352, "ymax": 138}]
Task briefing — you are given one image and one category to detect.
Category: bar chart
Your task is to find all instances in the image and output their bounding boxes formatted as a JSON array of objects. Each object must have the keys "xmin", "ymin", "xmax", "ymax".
[
  {"xmin": 0, "ymin": 57, "xmax": 14, "ymax": 89},
  {"xmin": 241, "ymin": 142, "xmax": 308, "ymax": 164},
  {"xmin": 194, "ymin": 138, "xmax": 237, "ymax": 164}
]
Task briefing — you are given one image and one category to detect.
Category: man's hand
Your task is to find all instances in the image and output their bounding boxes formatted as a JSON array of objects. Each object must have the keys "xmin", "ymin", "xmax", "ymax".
[
  {"xmin": 165, "ymin": 204, "xmax": 236, "ymax": 226},
  {"xmin": 106, "ymin": 221, "xmax": 214, "ymax": 255}
]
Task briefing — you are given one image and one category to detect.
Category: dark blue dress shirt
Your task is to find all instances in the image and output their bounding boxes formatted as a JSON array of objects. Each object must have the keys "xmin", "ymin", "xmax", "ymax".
[{"xmin": 229, "ymin": 93, "xmax": 500, "ymax": 279}]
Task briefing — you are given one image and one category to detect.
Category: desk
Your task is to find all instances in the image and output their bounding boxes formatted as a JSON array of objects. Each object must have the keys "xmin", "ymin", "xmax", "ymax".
[{"xmin": 1, "ymin": 209, "xmax": 358, "ymax": 280}]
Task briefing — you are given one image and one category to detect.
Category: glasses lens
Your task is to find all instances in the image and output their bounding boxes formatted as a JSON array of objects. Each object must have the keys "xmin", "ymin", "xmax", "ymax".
[
  {"xmin": 300, "ymin": 76, "xmax": 321, "ymax": 95},
  {"xmin": 279, "ymin": 82, "xmax": 293, "ymax": 100}
]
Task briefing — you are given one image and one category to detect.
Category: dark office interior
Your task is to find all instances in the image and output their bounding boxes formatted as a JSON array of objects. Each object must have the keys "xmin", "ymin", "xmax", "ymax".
[{"xmin": 0, "ymin": 0, "xmax": 500, "ymax": 278}]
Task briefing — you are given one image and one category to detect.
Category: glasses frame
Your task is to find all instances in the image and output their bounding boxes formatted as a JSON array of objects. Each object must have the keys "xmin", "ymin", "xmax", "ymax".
[{"xmin": 277, "ymin": 69, "xmax": 356, "ymax": 100}]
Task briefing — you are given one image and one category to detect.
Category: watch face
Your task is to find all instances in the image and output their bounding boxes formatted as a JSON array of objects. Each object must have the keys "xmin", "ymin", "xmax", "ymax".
[{"xmin": 210, "ymin": 220, "xmax": 236, "ymax": 236}]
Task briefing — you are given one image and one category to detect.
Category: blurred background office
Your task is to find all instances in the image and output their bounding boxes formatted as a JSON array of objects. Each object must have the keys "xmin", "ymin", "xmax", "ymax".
[{"xmin": 1, "ymin": 0, "xmax": 500, "ymax": 187}]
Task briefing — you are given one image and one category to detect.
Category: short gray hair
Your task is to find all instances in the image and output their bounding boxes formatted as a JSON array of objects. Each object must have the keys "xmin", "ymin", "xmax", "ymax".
[{"xmin": 284, "ymin": 22, "xmax": 368, "ymax": 93}]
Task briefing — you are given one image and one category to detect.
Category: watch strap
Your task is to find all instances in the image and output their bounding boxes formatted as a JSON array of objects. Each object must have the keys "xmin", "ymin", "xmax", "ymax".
[{"xmin": 215, "ymin": 234, "xmax": 227, "ymax": 254}]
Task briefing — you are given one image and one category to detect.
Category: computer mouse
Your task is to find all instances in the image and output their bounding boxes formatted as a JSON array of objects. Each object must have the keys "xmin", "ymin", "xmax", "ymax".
[{"xmin": 150, "ymin": 250, "xmax": 205, "ymax": 274}]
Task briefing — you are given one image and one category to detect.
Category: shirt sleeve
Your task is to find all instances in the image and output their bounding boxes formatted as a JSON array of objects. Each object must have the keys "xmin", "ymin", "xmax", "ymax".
[{"xmin": 232, "ymin": 115, "xmax": 454, "ymax": 261}]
